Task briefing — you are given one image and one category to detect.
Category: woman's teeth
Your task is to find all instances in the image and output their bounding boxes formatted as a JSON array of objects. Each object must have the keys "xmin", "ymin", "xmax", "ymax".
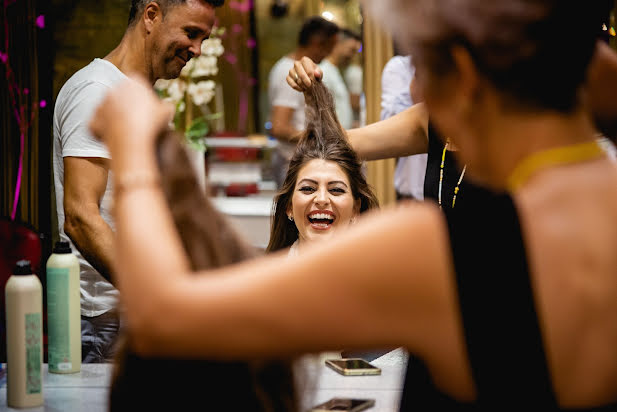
[
  {"xmin": 308, "ymin": 213, "xmax": 334, "ymax": 227},
  {"xmin": 309, "ymin": 213, "xmax": 334, "ymax": 221}
]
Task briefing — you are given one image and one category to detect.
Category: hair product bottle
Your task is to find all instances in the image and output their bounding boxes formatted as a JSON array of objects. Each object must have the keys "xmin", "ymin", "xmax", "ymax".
[
  {"xmin": 5, "ymin": 260, "xmax": 44, "ymax": 408},
  {"xmin": 46, "ymin": 241, "xmax": 81, "ymax": 373}
]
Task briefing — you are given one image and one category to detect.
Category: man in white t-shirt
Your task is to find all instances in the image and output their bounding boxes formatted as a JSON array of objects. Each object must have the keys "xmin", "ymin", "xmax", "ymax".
[
  {"xmin": 53, "ymin": 0, "xmax": 222, "ymax": 363},
  {"xmin": 344, "ymin": 60, "xmax": 363, "ymax": 128},
  {"xmin": 320, "ymin": 29, "xmax": 362, "ymax": 130},
  {"xmin": 381, "ymin": 55, "xmax": 427, "ymax": 201},
  {"xmin": 268, "ymin": 16, "xmax": 339, "ymax": 187}
]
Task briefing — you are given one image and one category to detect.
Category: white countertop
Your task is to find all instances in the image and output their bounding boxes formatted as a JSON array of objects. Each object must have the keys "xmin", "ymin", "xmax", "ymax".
[
  {"xmin": 211, "ymin": 195, "xmax": 274, "ymax": 217},
  {"xmin": 0, "ymin": 349, "xmax": 408, "ymax": 411}
]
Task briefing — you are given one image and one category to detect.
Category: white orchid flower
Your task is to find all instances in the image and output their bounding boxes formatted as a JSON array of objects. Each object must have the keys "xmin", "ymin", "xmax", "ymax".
[
  {"xmin": 201, "ymin": 37, "xmax": 224, "ymax": 57},
  {"xmin": 188, "ymin": 80, "xmax": 216, "ymax": 106},
  {"xmin": 191, "ymin": 56, "xmax": 219, "ymax": 77}
]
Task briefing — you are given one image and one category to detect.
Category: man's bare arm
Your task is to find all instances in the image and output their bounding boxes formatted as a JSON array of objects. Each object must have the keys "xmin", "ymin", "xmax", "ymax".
[
  {"xmin": 63, "ymin": 156, "xmax": 115, "ymax": 284},
  {"xmin": 270, "ymin": 106, "xmax": 302, "ymax": 143}
]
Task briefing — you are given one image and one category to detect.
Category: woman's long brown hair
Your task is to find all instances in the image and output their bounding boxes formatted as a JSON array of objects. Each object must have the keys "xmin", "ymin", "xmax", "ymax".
[
  {"xmin": 110, "ymin": 131, "xmax": 297, "ymax": 411},
  {"xmin": 267, "ymin": 81, "xmax": 379, "ymax": 252}
]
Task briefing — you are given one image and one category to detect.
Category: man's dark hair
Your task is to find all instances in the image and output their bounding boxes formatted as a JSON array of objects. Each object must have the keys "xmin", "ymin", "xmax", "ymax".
[
  {"xmin": 128, "ymin": 0, "xmax": 225, "ymax": 26},
  {"xmin": 340, "ymin": 28, "xmax": 361, "ymax": 42},
  {"xmin": 298, "ymin": 16, "xmax": 340, "ymax": 46}
]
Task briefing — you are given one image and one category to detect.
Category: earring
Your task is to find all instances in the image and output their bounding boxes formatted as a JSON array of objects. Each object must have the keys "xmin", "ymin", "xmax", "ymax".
[{"xmin": 288, "ymin": 215, "xmax": 294, "ymax": 222}]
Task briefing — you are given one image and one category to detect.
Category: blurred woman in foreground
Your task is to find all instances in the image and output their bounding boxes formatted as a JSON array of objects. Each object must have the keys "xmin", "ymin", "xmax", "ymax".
[{"xmin": 91, "ymin": 0, "xmax": 617, "ymax": 409}]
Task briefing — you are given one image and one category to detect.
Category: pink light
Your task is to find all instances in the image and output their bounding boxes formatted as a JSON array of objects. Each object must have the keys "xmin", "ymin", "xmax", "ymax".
[
  {"xmin": 246, "ymin": 38, "xmax": 256, "ymax": 49},
  {"xmin": 35, "ymin": 15, "xmax": 45, "ymax": 29},
  {"xmin": 0, "ymin": 52, "xmax": 7, "ymax": 64},
  {"xmin": 39, "ymin": 100, "xmax": 46, "ymax": 108},
  {"xmin": 225, "ymin": 53, "xmax": 238, "ymax": 65},
  {"xmin": 229, "ymin": 1, "xmax": 251, "ymax": 11},
  {"xmin": 232, "ymin": 24, "xmax": 242, "ymax": 34},
  {"xmin": 239, "ymin": 2, "xmax": 252, "ymax": 12},
  {"xmin": 24, "ymin": 88, "xmax": 29, "ymax": 95},
  {"xmin": 10, "ymin": 133, "xmax": 24, "ymax": 221}
]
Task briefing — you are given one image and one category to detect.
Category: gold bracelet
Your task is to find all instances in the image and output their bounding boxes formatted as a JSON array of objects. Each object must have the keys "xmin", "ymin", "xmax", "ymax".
[{"xmin": 115, "ymin": 171, "xmax": 160, "ymax": 195}]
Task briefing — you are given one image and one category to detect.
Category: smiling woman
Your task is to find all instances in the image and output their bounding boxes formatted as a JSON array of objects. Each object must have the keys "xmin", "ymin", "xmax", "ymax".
[
  {"xmin": 266, "ymin": 81, "xmax": 379, "ymax": 253},
  {"xmin": 290, "ymin": 159, "xmax": 360, "ymax": 244}
]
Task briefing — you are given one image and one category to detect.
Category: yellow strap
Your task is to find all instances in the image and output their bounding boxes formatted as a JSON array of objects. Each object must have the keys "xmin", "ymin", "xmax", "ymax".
[{"xmin": 507, "ymin": 141, "xmax": 604, "ymax": 191}]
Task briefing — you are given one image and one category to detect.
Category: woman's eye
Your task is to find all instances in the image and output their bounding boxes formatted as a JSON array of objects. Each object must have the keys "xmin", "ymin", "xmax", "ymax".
[
  {"xmin": 186, "ymin": 30, "xmax": 198, "ymax": 39},
  {"xmin": 299, "ymin": 186, "xmax": 315, "ymax": 193},
  {"xmin": 330, "ymin": 188, "xmax": 346, "ymax": 194}
]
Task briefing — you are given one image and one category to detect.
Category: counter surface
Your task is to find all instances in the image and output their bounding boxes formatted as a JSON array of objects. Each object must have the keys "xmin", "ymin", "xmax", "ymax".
[{"xmin": 0, "ymin": 349, "xmax": 408, "ymax": 411}]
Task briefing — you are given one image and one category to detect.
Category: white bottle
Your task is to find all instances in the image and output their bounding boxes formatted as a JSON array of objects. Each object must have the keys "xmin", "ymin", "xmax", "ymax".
[
  {"xmin": 5, "ymin": 260, "xmax": 44, "ymax": 408},
  {"xmin": 46, "ymin": 241, "xmax": 81, "ymax": 373}
]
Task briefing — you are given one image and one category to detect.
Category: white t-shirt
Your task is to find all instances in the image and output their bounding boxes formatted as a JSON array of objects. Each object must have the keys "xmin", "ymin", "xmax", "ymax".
[
  {"xmin": 320, "ymin": 59, "xmax": 353, "ymax": 130},
  {"xmin": 381, "ymin": 55, "xmax": 427, "ymax": 200},
  {"xmin": 53, "ymin": 58, "xmax": 126, "ymax": 317},
  {"xmin": 268, "ymin": 56, "xmax": 305, "ymax": 160},
  {"xmin": 344, "ymin": 64, "xmax": 363, "ymax": 96}
]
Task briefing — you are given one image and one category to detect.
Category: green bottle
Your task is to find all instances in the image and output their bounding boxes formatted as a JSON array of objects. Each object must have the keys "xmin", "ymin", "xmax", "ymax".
[{"xmin": 46, "ymin": 241, "xmax": 81, "ymax": 373}]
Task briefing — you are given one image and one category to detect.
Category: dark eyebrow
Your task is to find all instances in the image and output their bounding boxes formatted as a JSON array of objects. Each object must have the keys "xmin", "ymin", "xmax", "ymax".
[
  {"xmin": 185, "ymin": 25, "xmax": 209, "ymax": 36},
  {"xmin": 297, "ymin": 179, "xmax": 349, "ymax": 188}
]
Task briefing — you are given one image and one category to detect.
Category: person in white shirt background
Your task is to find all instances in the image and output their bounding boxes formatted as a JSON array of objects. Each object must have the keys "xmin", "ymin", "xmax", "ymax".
[
  {"xmin": 53, "ymin": 0, "xmax": 222, "ymax": 362},
  {"xmin": 320, "ymin": 29, "xmax": 362, "ymax": 131},
  {"xmin": 267, "ymin": 16, "xmax": 339, "ymax": 188},
  {"xmin": 343, "ymin": 53, "xmax": 363, "ymax": 128},
  {"xmin": 381, "ymin": 55, "xmax": 428, "ymax": 201}
]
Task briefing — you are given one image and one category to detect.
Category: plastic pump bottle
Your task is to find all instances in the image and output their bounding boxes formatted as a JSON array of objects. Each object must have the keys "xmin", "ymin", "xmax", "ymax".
[
  {"xmin": 46, "ymin": 241, "xmax": 81, "ymax": 373},
  {"xmin": 5, "ymin": 260, "xmax": 44, "ymax": 408}
]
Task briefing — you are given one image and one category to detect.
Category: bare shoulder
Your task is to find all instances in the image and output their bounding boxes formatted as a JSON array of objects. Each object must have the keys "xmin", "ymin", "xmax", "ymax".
[{"xmin": 515, "ymin": 158, "xmax": 617, "ymax": 240}]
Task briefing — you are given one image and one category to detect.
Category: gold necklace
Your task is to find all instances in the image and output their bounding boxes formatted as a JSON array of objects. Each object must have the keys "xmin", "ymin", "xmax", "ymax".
[
  {"xmin": 507, "ymin": 141, "xmax": 605, "ymax": 191},
  {"xmin": 439, "ymin": 139, "xmax": 467, "ymax": 209}
]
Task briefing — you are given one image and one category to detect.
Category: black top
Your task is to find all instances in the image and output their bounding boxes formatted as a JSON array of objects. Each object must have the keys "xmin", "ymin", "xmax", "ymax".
[
  {"xmin": 423, "ymin": 124, "xmax": 471, "ymax": 210},
  {"xmin": 399, "ymin": 188, "xmax": 617, "ymax": 411},
  {"xmin": 109, "ymin": 351, "xmax": 294, "ymax": 411}
]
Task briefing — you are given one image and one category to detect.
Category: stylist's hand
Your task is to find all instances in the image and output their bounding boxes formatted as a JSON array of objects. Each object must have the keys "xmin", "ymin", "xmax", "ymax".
[
  {"xmin": 287, "ymin": 57, "xmax": 323, "ymax": 92},
  {"xmin": 89, "ymin": 75, "xmax": 173, "ymax": 158}
]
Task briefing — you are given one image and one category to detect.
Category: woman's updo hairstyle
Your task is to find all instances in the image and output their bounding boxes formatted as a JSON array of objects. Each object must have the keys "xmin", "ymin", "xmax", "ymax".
[{"xmin": 365, "ymin": 0, "xmax": 598, "ymax": 113}]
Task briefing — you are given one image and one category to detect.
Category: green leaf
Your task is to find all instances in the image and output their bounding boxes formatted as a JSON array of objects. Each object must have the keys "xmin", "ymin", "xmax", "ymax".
[
  {"xmin": 185, "ymin": 116, "xmax": 210, "ymax": 152},
  {"xmin": 172, "ymin": 110, "xmax": 183, "ymax": 132},
  {"xmin": 205, "ymin": 112, "xmax": 223, "ymax": 121}
]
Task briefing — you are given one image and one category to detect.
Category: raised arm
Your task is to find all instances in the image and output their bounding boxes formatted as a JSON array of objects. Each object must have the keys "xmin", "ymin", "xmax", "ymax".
[
  {"xmin": 89, "ymin": 77, "xmax": 461, "ymax": 361},
  {"xmin": 347, "ymin": 104, "xmax": 429, "ymax": 160},
  {"xmin": 288, "ymin": 56, "xmax": 429, "ymax": 160}
]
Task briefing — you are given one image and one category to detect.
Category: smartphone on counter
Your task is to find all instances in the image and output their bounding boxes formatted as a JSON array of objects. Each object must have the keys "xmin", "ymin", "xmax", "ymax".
[
  {"xmin": 324, "ymin": 358, "xmax": 381, "ymax": 376},
  {"xmin": 310, "ymin": 397, "xmax": 375, "ymax": 412}
]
